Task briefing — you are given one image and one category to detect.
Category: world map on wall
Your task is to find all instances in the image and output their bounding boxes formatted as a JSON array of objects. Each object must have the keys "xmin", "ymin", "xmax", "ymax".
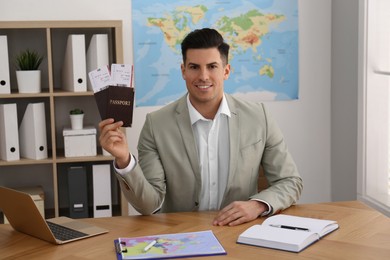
[{"xmin": 132, "ymin": 0, "xmax": 299, "ymax": 107}]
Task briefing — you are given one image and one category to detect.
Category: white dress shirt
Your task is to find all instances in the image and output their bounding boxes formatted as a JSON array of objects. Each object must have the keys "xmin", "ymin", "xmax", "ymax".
[{"xmin": 187, "ymin": 94, "xmax": 230, "ymax": 210}]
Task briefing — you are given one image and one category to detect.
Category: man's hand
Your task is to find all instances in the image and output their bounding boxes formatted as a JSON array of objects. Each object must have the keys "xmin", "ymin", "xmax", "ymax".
[
  {"xmin": 98, "ymin": 118, "xmax": 130, "ymax": 169},
  {"xmin": 212, "ymin": 200, "xmax": 267, "ymax": 226}
]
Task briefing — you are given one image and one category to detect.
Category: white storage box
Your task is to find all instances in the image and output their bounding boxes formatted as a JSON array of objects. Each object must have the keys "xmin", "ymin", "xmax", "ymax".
[{"xmin": 63, "ymin": 126, "xmax": 97, "ymax": 157}]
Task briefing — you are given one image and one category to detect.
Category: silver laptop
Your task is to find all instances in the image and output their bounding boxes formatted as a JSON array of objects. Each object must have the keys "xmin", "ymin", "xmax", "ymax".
[{"xmin": 0, "ymin": 186, "xmax": 108, "ymax": 244}]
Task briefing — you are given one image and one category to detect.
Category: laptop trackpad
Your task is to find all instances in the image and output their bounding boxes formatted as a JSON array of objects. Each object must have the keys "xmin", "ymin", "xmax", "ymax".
[{"xmin": 47, "ymin": 217, "xmax": 108, "ymax": 235}]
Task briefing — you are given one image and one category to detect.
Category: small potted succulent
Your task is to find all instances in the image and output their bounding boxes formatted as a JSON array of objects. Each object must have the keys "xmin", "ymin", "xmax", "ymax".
[
  {"xmin": 69, "ymin": 108, "xmax": 84, "ymax": 130},
  {"xmin": 15, "ymin": 49, "xmax": 44, "ymax": 93}
]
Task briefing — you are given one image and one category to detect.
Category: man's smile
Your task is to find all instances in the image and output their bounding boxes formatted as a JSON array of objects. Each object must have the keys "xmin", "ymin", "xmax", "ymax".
[{"xmin": 196, "ymin": 84, "xmax": 212, "ymax": 89}]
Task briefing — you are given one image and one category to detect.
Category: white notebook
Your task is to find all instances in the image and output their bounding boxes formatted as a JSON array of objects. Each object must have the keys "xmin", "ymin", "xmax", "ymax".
[{"xmin": 237, "ymin": 214, "xmax": 339, "ymax": 252}]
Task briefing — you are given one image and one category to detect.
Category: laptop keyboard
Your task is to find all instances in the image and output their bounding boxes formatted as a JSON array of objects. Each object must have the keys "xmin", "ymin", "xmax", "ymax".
[{"xmin": 46, "ymin": 221, "xmax": 88, "ymax": 241}]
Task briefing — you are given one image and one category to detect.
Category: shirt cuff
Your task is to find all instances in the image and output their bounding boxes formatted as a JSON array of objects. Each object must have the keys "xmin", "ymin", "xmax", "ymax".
[
  {"xmin": 114, "ymin": 153, "xmax": 137, "ymax": 175},
  {"xmin": 251, "ymin": 199, "xmax": 272, "ymax": 216}
]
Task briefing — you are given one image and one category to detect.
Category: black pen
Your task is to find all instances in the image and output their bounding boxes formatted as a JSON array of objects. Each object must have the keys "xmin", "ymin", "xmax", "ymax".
[{"xmin": 269, "ymin": 224, "xmax": 310, "ymax": 231}]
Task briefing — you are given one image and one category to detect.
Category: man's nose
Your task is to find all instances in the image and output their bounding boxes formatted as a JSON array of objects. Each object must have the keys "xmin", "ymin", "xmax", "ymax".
[{"xmin": 198, "ymin": 67, "xmax": 209, "ymax": 80}]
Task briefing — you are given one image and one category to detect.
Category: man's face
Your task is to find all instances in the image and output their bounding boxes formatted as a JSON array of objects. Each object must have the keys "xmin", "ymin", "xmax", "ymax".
[{"xmin": 181, "ymin": 48, "xmax": 230, "ymax": 109}]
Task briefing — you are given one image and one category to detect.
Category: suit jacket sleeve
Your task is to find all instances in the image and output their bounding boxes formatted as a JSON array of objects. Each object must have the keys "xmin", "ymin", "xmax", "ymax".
[
  {"xmin": 249, "ymin": 104, "xmax": 303, "ymax": 214},
  {"xmin": 115, "ymin": 112, "xmax": 167, "ymax": 215}
]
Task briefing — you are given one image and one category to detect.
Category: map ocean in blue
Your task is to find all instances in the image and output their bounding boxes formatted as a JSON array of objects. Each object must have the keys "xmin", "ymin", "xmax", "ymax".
[
  {"xmin": 132, "ymin": 0, "xmax": 299, "ymax": 106},
  {"xmin": 134, "ymin": 39, "xmax": 185, "ymax": 106}
]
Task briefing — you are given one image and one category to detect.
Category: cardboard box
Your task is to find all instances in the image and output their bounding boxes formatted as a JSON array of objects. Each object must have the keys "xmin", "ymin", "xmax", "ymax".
[
  {"xmin": 4, "ymin": 186, "xmax": 44, "ymax": 224},
  {"xmin": 63, "ymin": 126, "xmax": 97, "ymax": 157}
]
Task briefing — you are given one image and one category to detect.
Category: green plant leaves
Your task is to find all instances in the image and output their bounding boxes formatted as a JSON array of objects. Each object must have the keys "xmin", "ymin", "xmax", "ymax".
[
  {"xmin": 15, "ymin": 49, "xmax": 44, "ymax": 70},
  {"xmin": 69, "ymin": 108, "xmax": 84, "ymax": 115}
]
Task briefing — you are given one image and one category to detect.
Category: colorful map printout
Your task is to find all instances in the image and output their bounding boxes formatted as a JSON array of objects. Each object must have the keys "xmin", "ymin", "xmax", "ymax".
[
  {"xmin": 132, "ymin": 0, "xmax": 299, "ymax": 106},
  {"xmin": 115, "ymin": 230, "xmax": 226, "ymax": 259}
]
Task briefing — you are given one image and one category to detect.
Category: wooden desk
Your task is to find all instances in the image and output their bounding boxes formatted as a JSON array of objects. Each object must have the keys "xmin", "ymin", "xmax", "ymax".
[{"xmin": 1, "ymin": 201, "xmax": 389, "ymax": 259}]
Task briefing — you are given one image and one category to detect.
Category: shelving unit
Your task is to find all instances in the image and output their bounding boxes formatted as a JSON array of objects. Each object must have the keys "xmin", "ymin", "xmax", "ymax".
[{"xmin": 0, "ymin": 20, "xmax": 128, "ymax": 219}]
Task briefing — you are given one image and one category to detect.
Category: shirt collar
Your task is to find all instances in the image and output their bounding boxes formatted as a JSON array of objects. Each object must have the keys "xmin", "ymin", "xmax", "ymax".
[{"xmin": 187, "ymin": 94, "xmax": 231, "ymax": 125}]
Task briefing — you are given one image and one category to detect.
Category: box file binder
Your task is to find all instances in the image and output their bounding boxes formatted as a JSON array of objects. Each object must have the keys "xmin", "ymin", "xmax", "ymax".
[
  {"xmin": 92, "ymin": 164, "xmax": 112, "ymax": 217},
  {"xmin": 19, "ymin": 102, "xmax": 48, "ymax": 160},
  {"xmin": 0, "ymin": 103, "xmax": 20, "ymax": 161},
  {"xmin": 0, "ymin": 35, "xmax": 11, "ymax": 94},
  {"xmin": 62, "ymin": 34, "xmax": 87, "ymax": 92},
  {"xmin": 67, "ymin": 166, "xmax": 89, "ymax": 218},
  {"xmin": 87, "ymin": 34, "xmax": 109, "ymax": 91}
]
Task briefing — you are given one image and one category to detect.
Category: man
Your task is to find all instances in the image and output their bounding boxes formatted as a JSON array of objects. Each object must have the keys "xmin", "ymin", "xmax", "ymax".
[{"xmin": 99, "ymin": 28, "xmax": 303, "ymax": 226}]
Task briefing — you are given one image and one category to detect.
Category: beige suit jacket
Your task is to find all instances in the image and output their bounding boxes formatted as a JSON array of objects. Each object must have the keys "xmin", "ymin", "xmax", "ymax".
[{"xmin": 116, "ymin": 94, "xmax": 303, "ymax": 215}]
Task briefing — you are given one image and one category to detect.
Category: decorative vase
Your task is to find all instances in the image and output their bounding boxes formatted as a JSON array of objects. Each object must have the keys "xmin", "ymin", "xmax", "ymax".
[
  {"xmin": 70, "ymin": 114, "xmax": 84, "ymax": 130},
  {"xmin": 16, "ymin": 70, "xmax": 41, "ymax": 93}
]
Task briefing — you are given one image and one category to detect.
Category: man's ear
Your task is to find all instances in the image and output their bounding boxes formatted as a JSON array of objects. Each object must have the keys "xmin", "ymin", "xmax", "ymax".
[{"xmin": 224, "ymin": 64, "xmax": 231, "ymax": 80}]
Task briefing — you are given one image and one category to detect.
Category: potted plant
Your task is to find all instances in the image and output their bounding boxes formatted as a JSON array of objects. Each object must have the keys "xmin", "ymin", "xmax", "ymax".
[
  {"xmin": 15, "ymin": 49, "xmax": 44, "ymax": 93},
  {"xmin": 69, "ymin": 108, "xmax": 84, "ymax": 130}
]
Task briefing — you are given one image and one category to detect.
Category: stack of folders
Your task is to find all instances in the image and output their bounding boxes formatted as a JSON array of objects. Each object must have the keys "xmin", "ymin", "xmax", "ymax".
[
  {"xmin": 66, "ymin": 164, "xmax": 112, "ymax": 219},
  {"xmin": 89, "ymin": 64, "xmax": 134, "ymax": 127},
  {"xmin": 114, "ymin": 230, "xmax": 226, "ymax": 259},
  {"xmin": 237, "ymin": 214, "xmax": 339, "ymax": 253},
  {"xmin": 0, "ymin": 102, "xmax": 48, "ymax": 161},
  {"xmin": 62, "ymin": 33, "xmax": 110, "ymax": 93}
]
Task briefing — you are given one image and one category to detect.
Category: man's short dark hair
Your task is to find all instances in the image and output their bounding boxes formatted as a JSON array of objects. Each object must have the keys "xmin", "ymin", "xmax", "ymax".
[{"xmin": 181, "ymin": 28, "xmax": 230, "ymax": 65}]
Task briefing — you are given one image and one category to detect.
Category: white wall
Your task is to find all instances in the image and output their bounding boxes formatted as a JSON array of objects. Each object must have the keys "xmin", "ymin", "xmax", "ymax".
[{"xmin": 0, "ymin": 0, "xmax": 334, "ymax": 205}]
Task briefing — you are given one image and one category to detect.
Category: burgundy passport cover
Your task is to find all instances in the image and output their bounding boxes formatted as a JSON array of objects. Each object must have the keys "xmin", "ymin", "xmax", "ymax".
[{"xmin": 94, "ymin": 85, "xmax": 134, "ymax": 127}]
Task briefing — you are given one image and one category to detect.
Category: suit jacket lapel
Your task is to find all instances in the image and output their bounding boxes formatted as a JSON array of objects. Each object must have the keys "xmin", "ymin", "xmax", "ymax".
[
  {"xmin": 175, "ymin": 95, "xmax": 201, "ymax": 182},
  {"xmin": 224, "ymin": 95, "xmax": 240, "ymax": 204}
]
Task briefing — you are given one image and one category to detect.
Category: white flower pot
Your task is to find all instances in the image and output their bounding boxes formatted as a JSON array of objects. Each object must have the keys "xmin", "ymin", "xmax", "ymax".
[
  {"xmin": 16, "ymin": 70, "xmax": 41, "ymax": 93},
  {"xmin": 102, "ymin": 148, "xmax": 112, "ymax": 156},
  {"xmin": 70, "ymin": 114, "xmax": 84, "ymax": 130}
]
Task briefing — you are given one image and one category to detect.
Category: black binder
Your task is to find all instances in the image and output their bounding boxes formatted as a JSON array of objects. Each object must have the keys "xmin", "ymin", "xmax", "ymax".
[{"xmin": 67, "ymin": 166, "xmax": 89, "ymax": 218}]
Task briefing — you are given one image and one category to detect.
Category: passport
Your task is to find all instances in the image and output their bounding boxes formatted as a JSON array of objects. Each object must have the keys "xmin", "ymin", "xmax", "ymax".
[{"xmin": 94, "ymin": 85, "xmax": 134, "ymax": 127}]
